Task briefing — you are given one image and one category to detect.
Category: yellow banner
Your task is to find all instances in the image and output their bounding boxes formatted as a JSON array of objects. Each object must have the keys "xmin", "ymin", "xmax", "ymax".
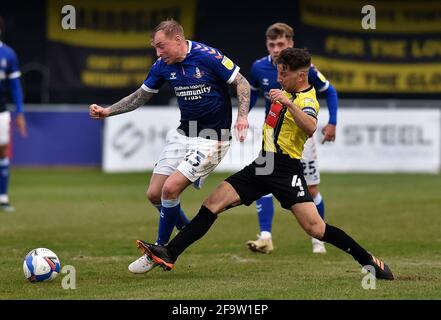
[
  {"xmin": 301, "ymin": 0, "xmax": 441, "ymax": 33},
  {"xmin": 47, "ymin": 0, "xmax": 196, "ymax": 49},
  {"xmin": 81, "ymin": 55, "xmax": 153, "ymax": 88},
  {"xmin": 312, "ymin": 56, "xmax": 441, "ymax": 93}
]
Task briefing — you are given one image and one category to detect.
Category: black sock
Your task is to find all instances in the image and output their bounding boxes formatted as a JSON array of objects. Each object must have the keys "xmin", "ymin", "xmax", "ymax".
[
  {"xmin": 322, "ymin": 224, "xmax": 372, "ymax": 266},
  {"xmin": 167, "ymin": 205, "xmax": 218, "ymax": 260}
]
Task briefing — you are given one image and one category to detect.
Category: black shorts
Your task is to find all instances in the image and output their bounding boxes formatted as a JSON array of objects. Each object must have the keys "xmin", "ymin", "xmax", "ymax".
[{"xmin": 225, "ymin": 152, "xmax": 312, "ymax": 209}]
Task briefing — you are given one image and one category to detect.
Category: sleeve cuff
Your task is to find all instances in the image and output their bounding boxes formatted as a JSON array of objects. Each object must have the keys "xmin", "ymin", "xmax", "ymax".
[
  {"xmin": 141, "ymin": 84, "xmax": 159, "ymax": 93},
  {"xmin": 226, "ymin": 66, "xmax": 240, "ymax": 84},
  {"xmin": 318, "ymin": 81, "xmax": 330, "ymax": 92},
  {"xmin": 8, "ymin": 71, "xmax": 21, "ymax": 79}
]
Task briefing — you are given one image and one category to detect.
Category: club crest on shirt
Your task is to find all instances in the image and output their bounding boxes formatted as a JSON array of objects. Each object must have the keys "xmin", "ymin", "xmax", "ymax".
[
  {"xmin": 170, "ymin": 72, "xmax": 177, "ymax": 80},
  {"xmin": 193, "ymin": 67, "xmax": 204, "ymax": 79},
  {"xmin": 262, "ymin": 78, "xmax": 269, "ymax": 86}
]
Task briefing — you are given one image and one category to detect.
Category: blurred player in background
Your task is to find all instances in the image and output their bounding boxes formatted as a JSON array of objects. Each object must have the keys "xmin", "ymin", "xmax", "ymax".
[
  {"xmin": 0, "ymin": 16, "xmax": 27, "ymax": 212},
  {"xmin": 246, "ymin": 23, "xmax": 338, "ymax": 254},
  {"xmin": 89, "ymin": 19, "xmax": 250, "ymax": 274},
  {"xmin": 136, "ymin": 48, "xmax": 394, "ymax": 281}
]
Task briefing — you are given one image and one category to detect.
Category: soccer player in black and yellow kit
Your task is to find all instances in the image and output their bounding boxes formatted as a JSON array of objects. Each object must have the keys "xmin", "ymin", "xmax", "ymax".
[{"xmin": 136, "ymin": 48, "xmax": 394, "ymax": 280}]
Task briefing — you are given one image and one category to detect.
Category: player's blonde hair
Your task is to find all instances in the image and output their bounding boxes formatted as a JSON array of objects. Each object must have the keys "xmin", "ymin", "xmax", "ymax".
[
  {"xmin": 153, "ymin": 19, "xmax": 185, "ymax": 39},
  {"xmin": 266, "ymin": 23, "xmax": 294, "ymax": 40}
]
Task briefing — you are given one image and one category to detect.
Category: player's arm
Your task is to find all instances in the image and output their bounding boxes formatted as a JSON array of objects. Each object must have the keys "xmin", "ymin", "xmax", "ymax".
[
  {"xmin": 7, "ymin": 49, "xmax": 27, "ymax": 137},
  {"xmin": 90, "ymin": 58, "xmax": 163, "ymax": 119},
  {"xmin": 89, "ymin": 87, "xmax": 154, "ymax": 119},
  {"xmin": 9, "ymin": 77, "xmax": 27, "ymax": 137},
  {"xmin": 230, "ymin": 72, "xmax": 250, "ymax": 142},
  {"xmin": 320, "ymin": 83, "xmax": 338, "ymax": 142},
  {"xmin": 231, "ymin": 72, "xmax": 250, "ymax": 118},
  {"xmin": 309, "ymin": 65, "xmax": 338, "ymax": 142},
  {"xmin": 269, "ymin": 89, "xmax": 316, "ymax": 137},
  {"xmin": 205, "ymin": 50, "xmax": 249, "ymax": 141}
]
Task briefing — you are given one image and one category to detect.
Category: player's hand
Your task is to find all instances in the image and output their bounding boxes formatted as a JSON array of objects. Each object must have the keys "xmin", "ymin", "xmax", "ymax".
[
  {"xmin": 15, "ymin": 113, "xmax": 27, "ymax": 137},
  {"xmin": 269, "ymin": 89, "xmax": 290, "ymax": 106},
  {"xmin": 89, "ymin": 104, "xmax": 110, "ymax": 119},
  {"xmin": 234, "ymin": 115, "xmax": 249, "ymax": 142},
  {"xmin": 321, "ymin": 123, "xmax": 336, "ymax": 143}
]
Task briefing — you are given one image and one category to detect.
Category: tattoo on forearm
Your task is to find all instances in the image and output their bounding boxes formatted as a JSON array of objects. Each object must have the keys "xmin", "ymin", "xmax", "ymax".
[
  {"xmin": 108, "ymin": 88, "xmax": 153, "ymax": 116},
  {"xmin": 232, "ymin": 73, "xmax": 250, "ymax": 117}
]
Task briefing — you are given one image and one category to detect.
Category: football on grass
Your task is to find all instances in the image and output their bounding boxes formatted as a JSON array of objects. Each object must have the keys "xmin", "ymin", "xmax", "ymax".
[{"xmin": 23, "ymin": 248, "xmax": 61, "ymax": 282}]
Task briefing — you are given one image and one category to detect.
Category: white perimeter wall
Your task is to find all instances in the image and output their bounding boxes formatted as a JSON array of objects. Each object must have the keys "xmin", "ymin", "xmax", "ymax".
[{"xmin": 103, "ymin": 106, "xmax": 441, "ymax": 173}]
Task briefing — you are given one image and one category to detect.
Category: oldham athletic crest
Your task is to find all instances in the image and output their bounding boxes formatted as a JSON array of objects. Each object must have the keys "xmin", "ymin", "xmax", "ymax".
[{"xmin": 194, "ymin": 67, "xmax": 203, "ymax": 79}]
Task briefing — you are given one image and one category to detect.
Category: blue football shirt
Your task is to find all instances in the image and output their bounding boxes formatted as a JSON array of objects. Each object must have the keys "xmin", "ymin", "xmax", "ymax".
[
  {"xmin": 0, "ymin": 42, "xmax": 22, "ymax": 113},
  {"xmin": 143, "ymin": 40, "xmax": 240, "ymax": 140},
  {"xmin": 249, "ymin": 55, "xmax": 332, "ymax": 117}
]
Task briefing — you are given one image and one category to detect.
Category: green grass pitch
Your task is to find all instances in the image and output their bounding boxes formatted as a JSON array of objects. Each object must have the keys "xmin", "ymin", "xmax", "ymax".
[{"xmin": 1, "ymin": 168, "xmax": 440, "ymax": 299}]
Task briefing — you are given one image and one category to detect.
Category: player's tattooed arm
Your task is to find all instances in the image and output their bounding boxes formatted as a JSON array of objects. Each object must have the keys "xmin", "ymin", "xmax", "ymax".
[
  {"xmin": 231, "ymin": 72, "xmax": 250, "ymax": 142},
  {"xmin": 108, "ymin": 88, "xmax": 154, "ymax": 116},
  {"xmin": 231, "ymin": 72, "xmax": 250, "ymax": 118}
]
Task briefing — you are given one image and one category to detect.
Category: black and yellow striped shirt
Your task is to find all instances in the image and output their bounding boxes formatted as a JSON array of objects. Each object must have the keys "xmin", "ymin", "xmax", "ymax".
[{"xmin": 263, "ymin": 86, "xmax": 320, "ymax": 159}]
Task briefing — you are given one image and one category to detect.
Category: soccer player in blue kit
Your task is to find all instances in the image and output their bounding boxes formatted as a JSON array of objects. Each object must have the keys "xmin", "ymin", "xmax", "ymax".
[
  {"xmin": 246, "ymin": 23, "xmax": 338, "ymax": 254},
  {"xmin": 89, "ymin": 19, "xmax": 250, "ymax": 273},
  {"xmin": 0, "ymin": 16, "xmax": 27, "ymax": 212}
]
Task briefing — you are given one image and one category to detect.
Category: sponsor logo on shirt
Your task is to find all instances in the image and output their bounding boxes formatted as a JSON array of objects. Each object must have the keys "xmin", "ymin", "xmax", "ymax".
[
  {"xmin": 174, "ymin": 84, "xmax": 212, "ymax": 101},
  {"xmin": 221, "ymin": 56, "xmax": 234, "ymax": 70}
]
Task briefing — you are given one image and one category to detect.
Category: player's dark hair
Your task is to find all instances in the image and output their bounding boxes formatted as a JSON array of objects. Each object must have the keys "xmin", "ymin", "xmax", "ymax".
[
  {"xmin": 266, "ymin": 23, "xmax": 294, "ymax": 40},
  {"xmin": 153, "ymin": 19, "xmax": 185, "ymax": 39},
  {"xmin": 276, "ymin": 48, "xmax": 311, "ymax": 71}
]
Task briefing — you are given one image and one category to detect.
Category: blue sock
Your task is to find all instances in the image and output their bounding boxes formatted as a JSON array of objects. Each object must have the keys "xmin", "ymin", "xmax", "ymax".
[
  {"xmin": 156, "ymin": 199, "xmax": 181, "ymax": 245},
  {"xmin": 314, "ymin": 193, "xmax": 325, "ymax": 220},
  {"xmin": 256, "ymin": 194, "xmax": 274, "ymax": 233},
  {"xmin": 0, "ymin": 158, "xmax": 10, "ymax": 200},
  {"xmin": 154, "ymin": 203, "xmax": 189, "ymax": 231}
]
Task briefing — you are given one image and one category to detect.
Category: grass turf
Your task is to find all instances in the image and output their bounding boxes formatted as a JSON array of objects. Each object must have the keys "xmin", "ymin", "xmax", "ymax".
[{"xmin": 1, "ymin": 168, "xmax": 440, "ymax": 299}]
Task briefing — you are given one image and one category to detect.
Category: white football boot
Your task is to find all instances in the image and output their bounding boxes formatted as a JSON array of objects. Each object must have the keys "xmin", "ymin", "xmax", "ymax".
[
  {"xmin": 246, "ymin": 235, "xmax": 274, "ymax": 254},
  {"xmin": 312, "ymin": 238, "xmax": 327, "ymax": 254},
  {"xmin": 0, "ymin": 202, "xmax": 15, "ymax": 212},
  {"xmin": 128, "ymin": 254, "xmax": 158, "ymax": 274}
]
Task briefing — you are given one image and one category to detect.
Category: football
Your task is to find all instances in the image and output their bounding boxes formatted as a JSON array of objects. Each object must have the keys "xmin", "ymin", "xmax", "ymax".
[{"xmin": 23, "ymin": 248, "xmax": 61, "ymax": 282}]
